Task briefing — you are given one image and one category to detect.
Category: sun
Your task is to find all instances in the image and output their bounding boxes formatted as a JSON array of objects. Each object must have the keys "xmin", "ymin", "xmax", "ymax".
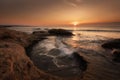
[{"xmin": 72, "ymin": 21, "xmax": 79, "ymax": 26}]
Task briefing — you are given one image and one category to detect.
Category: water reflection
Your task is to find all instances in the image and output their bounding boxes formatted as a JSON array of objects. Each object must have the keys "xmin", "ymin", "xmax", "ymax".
[{"xmin": 72, "ymin": 33, "xmax": 80, "ymax": 41}]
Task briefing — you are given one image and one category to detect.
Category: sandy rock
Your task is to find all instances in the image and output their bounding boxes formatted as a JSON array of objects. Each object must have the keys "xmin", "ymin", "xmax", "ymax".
[
  {"xmin": 0, "ymin": 28, "xmax": 31, "ymax": 47},
  {"xmin": 0, "ymin": 28, "xmax": 63, "ymax": 80}
]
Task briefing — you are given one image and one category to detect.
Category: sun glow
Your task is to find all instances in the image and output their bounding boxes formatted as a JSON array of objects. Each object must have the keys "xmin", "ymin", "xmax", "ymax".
[
  {"xmin": 72, "ymin": 21, "xmax": 79, "ymax": 26},
  {"xmin": 72, "ymin": 21, "xmax": 79, "ymax": 32}
]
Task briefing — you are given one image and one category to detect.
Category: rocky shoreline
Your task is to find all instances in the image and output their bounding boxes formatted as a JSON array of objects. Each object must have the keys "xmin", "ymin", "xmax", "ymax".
[
  {"xmin": 27, "ymin": 29, "xmax": 88, "ymax": 79},
  {"xmin": 0, "ymin": 28, "xmax": 88, "ymax": 80},
  {"xmin": 0, "ymin": 28, "xmax": 64, "ymax": 80},
  {"xmin": 1, "ymin": 28, "xmax": 119, "ymax": 80}
]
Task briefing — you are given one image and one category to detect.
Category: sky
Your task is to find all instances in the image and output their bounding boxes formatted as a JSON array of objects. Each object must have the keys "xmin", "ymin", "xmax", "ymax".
[{"xmin": 0, "ymin": 0, "xmax": 120, "ymax": 25}]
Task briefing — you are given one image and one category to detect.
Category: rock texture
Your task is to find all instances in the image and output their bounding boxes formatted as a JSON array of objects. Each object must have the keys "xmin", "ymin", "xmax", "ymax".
[
  {"xmin": 102, "ymin": 39, "xmax": 120, "ymax": 49},
  {"xmin": 102, "ymin": 39, "xmax": 120, "ymax": 62},
  {"xmin": 48, "ymin": 29, "xmax": 73, "ymax": 36},
  {"xmin": 0, "ymin": 28, "xmax": 63, "ymax": 80},
  {"xmin": 112, "ymin": 49, "xmax": 120, "ymax": 62},
  {"xmin": 30, "ymin": 36, "xmax": 87, "ymax": 79},
  {"xmin": 0, "ymin": 28, "xmax": 31, "ymax": 47}
]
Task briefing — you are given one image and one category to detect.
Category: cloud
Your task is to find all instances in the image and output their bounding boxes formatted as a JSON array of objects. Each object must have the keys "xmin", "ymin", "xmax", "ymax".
[
  {"xmin": 64, "ymin": 0, "xmax": 83, "ymax": 7},
  {"xmin": 0, "ymin": 0, "xmax": 62, "ymax": 15}
]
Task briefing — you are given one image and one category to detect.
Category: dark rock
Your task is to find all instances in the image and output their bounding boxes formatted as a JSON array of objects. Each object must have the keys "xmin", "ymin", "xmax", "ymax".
[
  {"xmin": 33, "ymin": 31, "xmax": 46, "ymax": 34},
  {"xmin": 48, "ymin": 29, "xmax": 73, "ymax": 36},
  {"xmin": 72, "ymin": 52, "xmax": 88, "ymax": 71},
  {"xmin": 25, "ymin": 37, "xmax": 46, "ymax": 57},
  {"xmin": 112, "ymin": 49, "xmax": 120, "ymax": 62},
  {"xmin": 31, "ymin": 46, "xmax": 87, "ymax": 78},
  {"xmin": 0, "ymin": 44, "xmax": 9, "ymax": 48},
  {"xmin": 48, "ymin": 49, "xmax": 61, "ymax": 56},
  {"xmin": 31, "ymin": 55, "xmax": 58, "ymax": 71},
  {"xmin": 32, "ymin": 31, "xmax": 49, "ymax": 37},
  {"xmin": 102, "ymin": 39, "xmax": 120, "ymax": 49},
  {"xmin": 56, "ymin": 55, "xmax": 74, "ymax": 66}
]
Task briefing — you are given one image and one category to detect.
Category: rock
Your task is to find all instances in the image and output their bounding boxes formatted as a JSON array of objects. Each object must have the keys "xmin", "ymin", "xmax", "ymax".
[
  {"xmin": 0, "ymin": 28, "xmax": 87, "ymax": 79},
  {"xmin": 48, "ymin": 29, "xmax": 73, "ymax": 36},
  {"xmin": 112, "ymin": 49, "xmax": 120, "ymax": 62},
  {"xmin": 72, "ymin": 52, "xmax": 88, "ymax": 71},
  {"xmin": 55, "ymin": 55, "xmax": 74, "ymax": 66},
  {"xmin": 29, "ymin": 33, "xmax": 87, "ymax": 78},
  {"xmin": 0, "ymin": 28, "xmax": 63, "ymax": 80},
  {"xmin": 31, "ymin": 55, "xmax": 58, "ymax": 71},
  {"xmin": 32, "ymin": 31, "xmax": 50, "ymax": 37},
  {"xmin": 48, "ymin": 49, "xmax": 61, "ymax": 56},
  {"xmin": 102, "ymin": 39, "xmax": 120, "ymax": 49},
  {"xmin": 0, "ymin": 28, "xmax": 31, "ymax": 47},
  {"xmin": 0, "ymin": 42, "xmax": 45, "ymax": 80},
  {"xmin": 102, "ymin": 39, "xmax": 120, "ymax": 63},
  {"xmin": 31, "ymin": 45, "xmax": 87, "ymax": 78}
]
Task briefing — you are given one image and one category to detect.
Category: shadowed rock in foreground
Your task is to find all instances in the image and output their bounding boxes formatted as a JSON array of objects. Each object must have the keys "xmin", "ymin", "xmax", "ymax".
[{"xmin": 0, "ymin": 28, "xmax": 63, "ymax": 80}]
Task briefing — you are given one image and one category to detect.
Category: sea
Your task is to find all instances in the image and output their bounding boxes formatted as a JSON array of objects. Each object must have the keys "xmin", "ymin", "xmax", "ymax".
[{"xmin": 7, "ymin": 25, "xmax": 120, "ymax": 80}]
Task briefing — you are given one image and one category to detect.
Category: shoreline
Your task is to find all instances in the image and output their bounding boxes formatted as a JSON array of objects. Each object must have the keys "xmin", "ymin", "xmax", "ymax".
[
  {"xmin": 0, "ymin": 28, "xmax": 64, "ymax": 80},
  {"xmin": 0, "ymin": 28, "xmax": 120, "ymax": 80},
  {"xmin": 0, "ymin": 28, "xmax": 87, "ymax": 80}
]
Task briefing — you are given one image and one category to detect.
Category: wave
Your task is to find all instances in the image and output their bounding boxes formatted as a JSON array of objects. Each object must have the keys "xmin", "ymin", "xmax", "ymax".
[{"xmin": 72, "ymin": 30, "xmax": 120, "ymax": 32}]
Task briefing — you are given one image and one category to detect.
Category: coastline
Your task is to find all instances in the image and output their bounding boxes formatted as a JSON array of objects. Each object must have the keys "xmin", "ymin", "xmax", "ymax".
[
  {"xmin": 0, "ymin": 27, "xmax": 120, "ymax": 80},
  {"xmin": 0, "ymin": 28, "xmax": 64, "ymax": 80}
]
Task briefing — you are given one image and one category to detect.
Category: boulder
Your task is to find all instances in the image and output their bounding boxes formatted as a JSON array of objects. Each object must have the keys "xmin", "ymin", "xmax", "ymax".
[
  {"xmin": 48, "ymin": 29, "xmax": 73, "ymax": 36},
  {"xmin": 102, "ymin": 39, "xmax": 120, "ymax": 49},
  {"xmin": 72, "ymin": 52, "xmax": 88, "ymax": 71},
  {"xmin": 112, "ymin": 49, "xmax": 120, "ymax": 62},
  {"xmin": 32, "ymin": 31, "xmax": 50, "ymax": 37}
]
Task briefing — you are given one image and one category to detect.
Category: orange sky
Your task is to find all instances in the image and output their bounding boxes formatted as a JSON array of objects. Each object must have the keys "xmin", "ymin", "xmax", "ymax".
[{"xmin": 0, "ymin": 0, "xmax": 120, "ymax": 26}]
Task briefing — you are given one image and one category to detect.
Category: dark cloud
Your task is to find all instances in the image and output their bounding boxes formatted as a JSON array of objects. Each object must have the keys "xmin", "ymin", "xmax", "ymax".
[
  {"xmin": 0, "ymin": 0, "xmax": 64, "ymax": 15},
  {"xmin": 0, "ymin": 0, "xmax": 120, "ymax": 14}
]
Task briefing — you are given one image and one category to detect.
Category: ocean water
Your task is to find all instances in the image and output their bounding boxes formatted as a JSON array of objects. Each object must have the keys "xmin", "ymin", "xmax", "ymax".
[
  {"xmin": 65, "ymin": 31, "xmax": 120, "ymax": 80},
  {"xmin": 7, "ymin": 26, "xmax": 120, "ymax": 80},
  {"xmin": 7, "ymin": 26, "xmax": 120, "ymax": 38}
]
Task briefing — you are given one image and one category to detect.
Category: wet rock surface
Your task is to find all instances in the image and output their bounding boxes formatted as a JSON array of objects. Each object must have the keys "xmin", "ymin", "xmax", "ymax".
[
  {"xmin": 112, "ymin": 49, "xmax": 120, "ymax": 62},
  {"xmin": 30, "ymin": 37, "xmax": 87, "ymax": 78},
  {"xmin": 48, "ymin": 49, "xmax": 61, "ymax": 56},
  {"xmin": 102, "ymin": 39, "xmax": 120, "ymax": 49},
  {"xmin": 3, "ymin": 27, "xmax": 120, "ymax": 80},
  {"xmin": 102, "ymin": 39, "xmax": 120, "ymax": 62}
]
